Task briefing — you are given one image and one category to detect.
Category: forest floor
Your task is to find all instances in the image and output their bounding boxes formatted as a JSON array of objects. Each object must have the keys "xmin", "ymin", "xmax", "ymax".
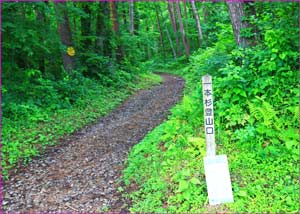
[{"xmin": 2, "ymin": 74, "xmax": 185, "ymax": 212}]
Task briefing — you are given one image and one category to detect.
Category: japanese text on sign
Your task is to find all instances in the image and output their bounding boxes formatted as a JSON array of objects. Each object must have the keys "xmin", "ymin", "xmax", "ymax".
[{"xmin": 202, "ymin": 75, "xmax": 216, "ymax": 156}]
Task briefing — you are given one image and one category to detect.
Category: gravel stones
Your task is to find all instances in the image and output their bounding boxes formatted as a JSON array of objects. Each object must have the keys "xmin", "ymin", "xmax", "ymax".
[{"xmin": 3, "ymin": 74, "xmax": 185, "ymax": 212}]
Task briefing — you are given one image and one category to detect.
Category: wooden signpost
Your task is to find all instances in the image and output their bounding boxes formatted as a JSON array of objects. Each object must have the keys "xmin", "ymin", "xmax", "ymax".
[{"xmin": 202, "ymin": 74, "xmax": 234, "ymax": 205}]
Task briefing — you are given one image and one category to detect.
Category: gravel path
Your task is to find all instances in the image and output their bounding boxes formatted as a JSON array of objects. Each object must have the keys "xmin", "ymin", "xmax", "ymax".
[{"xmin": 2, "ymin": 74, "xmax": 185, "ymax": 212}]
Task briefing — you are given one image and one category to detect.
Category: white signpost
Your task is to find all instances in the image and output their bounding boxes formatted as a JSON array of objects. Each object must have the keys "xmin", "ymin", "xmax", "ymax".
[{"xmin": 202, "ymin": 74, "xmax": 234, "ymax": 205}]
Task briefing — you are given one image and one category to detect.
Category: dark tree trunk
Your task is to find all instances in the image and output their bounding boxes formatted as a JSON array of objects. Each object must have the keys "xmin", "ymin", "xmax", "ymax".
[
  {"xmin": 134, "ymin": 3, "xmax": 139, "ymax": 35},
  {"xmin": 96, "ymin": 2, "xmax": 112, "ymax": 57},
  {"xmin": 54, "ymin": 2, "xmax": 75, "ymax": 72},
  {"xmin": 227, "ymin": 2, "xmax": 248, "ymax": 47},
  {"xmin": 191, "ymin": 0, "xmax": 203, "ymax": 47},
  {"xmin": 35, "ymin": 6, "xmax": 46, "ymax": 73},
  {"xmin": 158, "ymin": 5, "xmax": 176, "ymax": 59},
  {"xmin": 145, "ymin": 18, "xmax": 151, "ymax": 59},
  {"xmin": 81, "ymin": 4, "xmax": 92, "ymax": 49},
  {"xmin": 122, "ymin": 4, "xmax": 127, "ymax": 26},
  {"xmin": 110, "ymin": 1, "xmax": 124, "ymax": 62},
  {"xmin": 110, "ymin": 1, "xmax": 119, "ymax": 33},
  {"xmin": 183, "ymin": 0, "xmax": 188, "ymax": 36},
  {"xmin": 168, "ymin": 2, "xmax": 181, "ymax": 56},
  {"xmin": 202, "ymin": 4, "xmax": 208, "ymax": 25},
  {"xmin": 175, "ymin": 1, "xmax": 190, "ymax": 59},
  {"xmin": 129, "ymin": 0, "xmax": 134, "ymax": 35},
  {"xmin": 155, "ymin": 5, "xmax": 165, "ymax": 57}
]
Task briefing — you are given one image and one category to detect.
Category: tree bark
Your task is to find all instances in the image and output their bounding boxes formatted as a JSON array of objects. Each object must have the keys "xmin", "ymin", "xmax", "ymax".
[
  {"xmin": 110, "ymin": 1, "xmax": 119, "ymax": 33},
  {"xmin": 134, "ymin": 3, "xmax": 140, "ymax": 35},
  {"xmin": 165, "ymin": 25, "xmax": 176, "ymax": 59},
  {"xmin": 81, "ymin": 3, "xmax": 92, "ymax": 49},
  {"xmin": 175, "ymin": 1, "xmax": 190, "ymax": 59},
  {"xmin": 96, "ymin": 2, "xmax": 112, "ymax": 57},
  {"xmin": 202, "ymin": 4, "xmax": 208, "ymax": 25},
  {"xmin": 168, "ymin": 2, "xmax": 181, "ymax": 56},
  {"xmin": 227, "ymin": 2, "xmax": 248, "ymax": 47},
  {"xmin": 158, "ymin": 6, "xmax": 176, "ymax": 59},
  {"xmin": 191, "ymin": 0, "xmax": 203, "ymax": 47},
  {"xmin": 54, "ymin": 2, "xmax": 75, "ymax": 72},
  {"xmin": 183, "ymin": 0, "xmax": 188, "ymax": 36},
  {"xmin": 35, "ymin": 5, "xmax": 47, "ymax": 73},
  {"xmin": 110, "ymin": 1, "xmax": 123, "ymax": 62},
  {"xmin": 155, "ymin": 5, "xmax": 165, "ymax": 57},
  {"xmin": 129, "ymin": 0, "xmax": 134, "ymax": 35},
  {"xmin": 122, "ymin": 4, "xmax": 127, "ymax": 25}
]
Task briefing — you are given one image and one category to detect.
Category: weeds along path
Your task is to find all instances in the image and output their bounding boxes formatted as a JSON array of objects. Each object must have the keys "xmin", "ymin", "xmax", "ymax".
[{"xmin": 3, "ymin": 74, "xmax": 185, "ymax": 212}]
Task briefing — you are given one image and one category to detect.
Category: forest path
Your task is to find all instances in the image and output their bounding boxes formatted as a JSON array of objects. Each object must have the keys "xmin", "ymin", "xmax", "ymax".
[{"xmin": 3, "ymin": 74, "xmax": 185, "ymax": 212}]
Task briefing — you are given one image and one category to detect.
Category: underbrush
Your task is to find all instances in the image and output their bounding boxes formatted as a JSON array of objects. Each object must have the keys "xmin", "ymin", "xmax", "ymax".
[
  {"xmin": 2, "ymin": 70, "xmax": 162, "ymax": 179},
  {"xmin": 122, "ymin": 28, "xmax": 299, "ymax": 212}
]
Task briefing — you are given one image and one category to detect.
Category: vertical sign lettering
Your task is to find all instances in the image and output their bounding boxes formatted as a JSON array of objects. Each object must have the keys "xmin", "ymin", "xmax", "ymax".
[
  {"xmin": 202, "ymin": 74, "xmax": 216, "ymax": 156},
  {"xmin": 202, "ymin": 74, "xmax": 234, "ymax": 206}
]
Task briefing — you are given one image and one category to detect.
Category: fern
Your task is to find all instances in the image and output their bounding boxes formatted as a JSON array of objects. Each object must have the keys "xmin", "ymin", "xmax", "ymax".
[
  {"xmin": 260, "ymin": 101, "xmax": 277, "ymax": 127},
  {"xmin": 247, "ymin": 100, "xmax": 260, "ymax": 121},
  {"xmin": 247, "ymin": 98, "xmax": 280, "ymax": 129}
]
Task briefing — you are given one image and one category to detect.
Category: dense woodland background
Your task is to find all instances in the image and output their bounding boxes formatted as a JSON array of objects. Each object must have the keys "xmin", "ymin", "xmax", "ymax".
[{"xmin": 2, "ymin": 1, "xmax": 299, "ymax": 212}]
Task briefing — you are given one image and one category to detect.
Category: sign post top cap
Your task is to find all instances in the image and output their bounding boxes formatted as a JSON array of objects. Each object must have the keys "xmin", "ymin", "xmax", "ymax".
[{"xmin": 202, "ymin": 74, "xmax": 212, "ymax": 82}]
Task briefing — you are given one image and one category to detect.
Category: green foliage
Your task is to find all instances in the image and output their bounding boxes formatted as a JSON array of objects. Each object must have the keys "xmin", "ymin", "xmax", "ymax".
[
  {"xmin": 2, "ymin": 1, "xmax": 299, "ymax": 212},
  {"xmin": 123, "ymin": 3, "xmax": 298, "ymax": 212}
]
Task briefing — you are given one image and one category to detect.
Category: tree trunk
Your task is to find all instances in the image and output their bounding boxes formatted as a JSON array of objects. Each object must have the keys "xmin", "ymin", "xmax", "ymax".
[
  {"xmin": 202, "ymin": 4, "xmax": 208, "ymax": 25},
  {"xmin": 155, "ymin": 5, "xmax": 165, "ymax": 57},
  {"xmin": 183, "ymin": 0, "xmax": 188, "ymax": 36},
  {"xmin": 35, "ymin": 6, "xmax": 46, "ymax": 73},
  {"xmin": 183, "ymin": 1, "xmax": 190, "ymax": 52},
  {"xmin": 54, "ymin": 2, "xmax": 75, "ymax": 72},
  {"xmin": 145, "ymin": 18, "xmax": 151, "ymax": 60},
  {"xmin": 165, "ymin": 25, "xmax": 176, "ymax": 59},
  {"xmin": 110, "ymin": 1, "xmax": 119, "ymax": 33},
  {"xmin": 168, "ymin": 2, "xmax": 181, "ymax": 56},
  {"xmin": 175, "ymin": 1, "xmax": 190, "ymax": 59},
  {"xmin": 110, "ymin": 1, "xmax": 123, "ymax": 62},
  {"xmin": 159, "ymin": 6, "xmax": 176, "ymax": 59},
  {"xmin": 129, "ymin": 0, "xmax": 134, "ymax": 35},
  {"xmin": 81, "ymin": 3, "xmax": 92, "ymax": 49},
  {"xmin": 191, "ymin": 0, "xmax": 203, "ymax": 47},
  {"xmin": 133, "ymin": 3, "xmax": 140, "ymax": 35},
  {"xmin": 96, "ymin": 2, "xmax": 112, "ymax": 57},
  {"xmin": 122, "ymin": 4, "xmax": 127, "ymax": 26},
  {"xmin": 227, "ymin": 2, "xmax": 248, "ymax": 47}
]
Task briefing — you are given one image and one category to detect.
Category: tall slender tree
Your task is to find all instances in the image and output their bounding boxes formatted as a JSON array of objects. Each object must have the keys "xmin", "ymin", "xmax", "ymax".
[
  {"xmin": 35, "ymin": 4, "xmax": 47, "ymax": 73},
  {"xmin": 158, "ymin": 5, "xmax": 176, "ymax": 59},
  {"xmin": 227, "ymin": 2, "xmax": 248, "ymax": 47},
  {"xmin": 129, "ymin": 0, "xmax": 134, "ymax": 35},
  {"xmin": 175, "ymin": 1, "xmax": 190, "ymax": 59},
  {"xmin": 96, "ymin": 2, "xmax": 112, "ymax": 57},
  {"xmin": 155, "ymin": 4, "xmax": 165, "ymax": 57},
  {"xmin": 191, "ymin": 0, "xmax": 203, "ymax": 47},
  {"xmin": 168, "ymin": 2, "xmax": 181, "ymax": 56},
  {"xmin": 110, "ymin": 0, "xmax": 124, "ymax": 62},
  {"xmin": 54, "ymin": 2, "xmax": 75, "ymax": 72},
  {"xmin": 81, "ymin": 3, "xmax": 92, "ymax": 49},
  {"xmin": 183, "ymin": 0, "xmax": 188, "ymax": 37}
]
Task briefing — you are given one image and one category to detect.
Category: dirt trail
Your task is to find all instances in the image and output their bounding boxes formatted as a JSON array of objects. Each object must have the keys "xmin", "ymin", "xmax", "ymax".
[{"xmin": 2, "ymin": 74, "xmax": 185, "ymax": 212}]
